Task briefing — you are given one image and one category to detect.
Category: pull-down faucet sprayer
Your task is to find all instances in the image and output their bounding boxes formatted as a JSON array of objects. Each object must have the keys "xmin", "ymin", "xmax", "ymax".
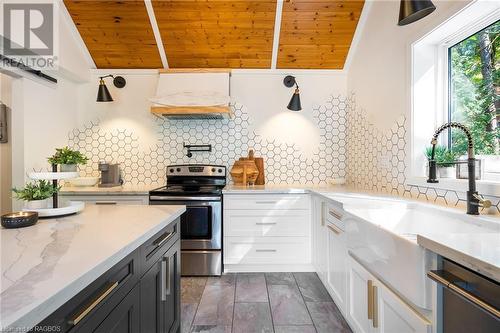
[{"xmin": 427, "ymin": 122, "xmax": 491, "ymax": 215}]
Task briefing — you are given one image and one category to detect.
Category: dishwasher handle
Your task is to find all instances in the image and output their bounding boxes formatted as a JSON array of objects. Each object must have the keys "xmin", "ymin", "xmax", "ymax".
[{"xmin": 427, "ymin": 270, "xmax": 500, "ymax": 319}]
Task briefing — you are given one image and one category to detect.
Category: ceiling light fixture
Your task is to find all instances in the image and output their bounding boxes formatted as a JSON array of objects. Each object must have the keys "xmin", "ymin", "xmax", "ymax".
[
  {"xmin": 96, "ymin": 75, "xmax": 126, "ymax": 102},
  {"xmin": 283, "ymin": 75, "xmax": 301, "ymax": 111},
  {"xmin": 398, "ymin": 0, "xmax": 436, "ymax": 26}
]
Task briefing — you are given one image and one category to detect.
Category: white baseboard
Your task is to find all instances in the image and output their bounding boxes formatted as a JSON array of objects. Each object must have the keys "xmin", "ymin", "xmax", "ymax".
[{"xmin": 224, "ymin": 263, "xmax": 315, "ymax": 273}]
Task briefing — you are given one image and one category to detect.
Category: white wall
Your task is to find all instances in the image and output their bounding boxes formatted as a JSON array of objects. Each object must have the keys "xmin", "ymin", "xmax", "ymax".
[
  {"xmin": 347, "ymin": 0, "xmax": 470, "ymax": 130},
  {"xmin": 8, "ymin": 3, "xmax": 91, "ymax": 209},
  {"xmin": 0, "ymin": 74, "xmax": 13, "ymax": 214}
]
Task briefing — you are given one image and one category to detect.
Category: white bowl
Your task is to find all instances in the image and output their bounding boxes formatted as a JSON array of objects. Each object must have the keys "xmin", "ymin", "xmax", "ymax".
[{"xmin": 68, "ymin": 177, "xmax": 99, "ymax": 187}]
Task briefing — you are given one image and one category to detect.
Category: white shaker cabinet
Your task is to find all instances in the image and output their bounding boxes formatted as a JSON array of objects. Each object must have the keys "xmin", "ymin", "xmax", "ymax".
[
  {"xmin": 347, "ymin": 256, "xmax": 431, "ymax": 333},
  {"xmin": 326, "ymin": 204, "xmax": 347, "ymax": 314},
  {"xmin": 223, "ymin": 193, "xmax": 311, "ymax": 272},
  {"xmin": 312, "ymin": 196, "xmax": 328, "ymax": 282},
  {"xmin": 375, "ymin": 280, "xmax": 431, "ymax": 333}
]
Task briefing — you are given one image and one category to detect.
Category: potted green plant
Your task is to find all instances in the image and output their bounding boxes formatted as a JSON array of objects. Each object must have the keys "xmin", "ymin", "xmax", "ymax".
[
  {"xmin": 425, "ymin": 146, "xmax": 457, "ymax": 178},
  {"xmin": 48, "ymin": 147, "xmax": 88, "ymax": 172},
  {"xmin": 12, "ymin": 180, "xmax": 60, "ymax": 209}
]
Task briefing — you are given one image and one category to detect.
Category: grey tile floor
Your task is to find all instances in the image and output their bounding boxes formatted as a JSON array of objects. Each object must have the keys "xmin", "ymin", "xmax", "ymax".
[{"xmin": 181, "ymin": 272, "xmax": 352, "ymax": 333}]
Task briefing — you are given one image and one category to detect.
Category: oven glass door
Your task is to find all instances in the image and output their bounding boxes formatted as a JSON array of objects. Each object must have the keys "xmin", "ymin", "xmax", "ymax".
[
  {"xmin": 181, "ymin": 206, "xmax": 212, "ymax": 240},
  {"xmin": 150, "ymin": 198, "xmax": 221, "ymax": 250}
]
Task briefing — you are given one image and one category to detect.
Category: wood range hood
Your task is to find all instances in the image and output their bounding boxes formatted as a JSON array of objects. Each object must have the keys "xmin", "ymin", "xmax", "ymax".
[{"xmin": 150, "ymin": 68, "xmax": 232, "ymax": 120}]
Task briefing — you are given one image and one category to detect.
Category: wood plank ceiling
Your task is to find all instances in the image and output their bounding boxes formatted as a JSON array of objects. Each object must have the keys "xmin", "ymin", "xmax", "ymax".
[
  {"xmin": 278, "ymin": 0, "xmax": 365, "ymax": 69},
  {"xmin": 64, "ymin": 0, "xmax": 364, "ymax": 69},
  {"xmin": 152, "ymin": 0, "xmax": 276, "ymax": 68},
  {"xmin": 63, "ymin": 0, "xmax": 163, "ymax": 68}
]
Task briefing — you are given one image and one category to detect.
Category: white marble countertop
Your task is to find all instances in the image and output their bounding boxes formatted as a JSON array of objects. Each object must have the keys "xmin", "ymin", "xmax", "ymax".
[
  {"xmin": 417, "ymin": 233, "xmax": 500, "ymax": 282},
  {"xmin": 60, "ymin": 184, "xmax": 161, "ymax": 195},
  {"xmin": 0, "ymin": 204, "xmax": 185, "ymax": 331}
]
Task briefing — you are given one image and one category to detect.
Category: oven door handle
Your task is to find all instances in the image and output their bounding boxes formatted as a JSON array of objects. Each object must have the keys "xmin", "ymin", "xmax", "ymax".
[
  {"xmin": 150, "ymin": 195, "xmax": 221, "ymax": 201},
  {"xmin": 427, "ymin": 270, "xmax": 500, "ymax": 318}
]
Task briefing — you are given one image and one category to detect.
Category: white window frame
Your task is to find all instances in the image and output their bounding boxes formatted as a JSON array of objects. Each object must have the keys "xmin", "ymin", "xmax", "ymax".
[{"xmin": 409, "ymin": 2, "xmax": 500, "ymax": 196}]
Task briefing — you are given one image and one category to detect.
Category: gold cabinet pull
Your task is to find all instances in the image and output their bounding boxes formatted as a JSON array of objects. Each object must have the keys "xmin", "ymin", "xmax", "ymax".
[
  {"xmin": 328, "ymin": 209, "xmax": 343, "ymax": 220},
  {"xmin": 367, "ymin": 280, "xmax": 374, "ymax": 320},
  {"xmin": 327, "ymin": 224, "xmax": 342, "ymax": 234},
  {"xmin": 69, "ymin": 281, "xmax": 118, "ymax": 326},
  {"xmin": 372, "ymin": 285, "xmax": 379, "ymax": 328}
]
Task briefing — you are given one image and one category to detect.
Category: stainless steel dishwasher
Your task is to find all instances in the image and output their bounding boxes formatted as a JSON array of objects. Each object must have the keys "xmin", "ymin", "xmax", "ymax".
[{"xmin": 428, "ymin": 257, "xmax": 499, "ymax": 333}]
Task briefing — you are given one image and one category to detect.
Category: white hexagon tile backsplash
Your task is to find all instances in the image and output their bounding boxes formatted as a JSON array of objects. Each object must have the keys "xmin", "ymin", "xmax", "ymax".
[
  {"xmin": 68, "ymin": 95, "xmax": 349, "ymax": 186},
  {"xmin": 67, "ymin": 93, "xmax": 500, "ymax": 213}
]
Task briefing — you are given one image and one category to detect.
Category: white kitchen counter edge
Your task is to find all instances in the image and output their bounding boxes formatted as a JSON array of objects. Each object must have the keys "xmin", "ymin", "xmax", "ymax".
[
  {"xmin": 417, "ymin": 234, "xmax": 499, "ymax": 282},
  {"xmin": 1, "ymin": 206, "xmax": 186, "ymax": 331}
]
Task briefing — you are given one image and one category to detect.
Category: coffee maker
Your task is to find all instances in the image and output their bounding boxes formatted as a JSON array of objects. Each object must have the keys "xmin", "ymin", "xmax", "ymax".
[{"xmin": 98, "ymin": 163, "xmax": 123, "ymax": 187}]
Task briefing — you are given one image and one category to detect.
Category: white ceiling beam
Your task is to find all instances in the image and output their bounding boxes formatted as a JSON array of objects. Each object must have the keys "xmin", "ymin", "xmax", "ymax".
[
  {"xmin": 270, "ymin": 0, "xmax": 284, "ymax": 69},
  {"xmin": 144, "ymin": 0, "xmax": 169, "ymax": 69}
]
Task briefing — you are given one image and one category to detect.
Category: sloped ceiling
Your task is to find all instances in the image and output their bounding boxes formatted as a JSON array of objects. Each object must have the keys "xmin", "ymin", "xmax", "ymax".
[
  {"xmin": 64, "ymin": 0, "xmax": 163, "ymax": 68},
  {"xmin": 64, "ymin": 0, "xmax": 364, "ymax": 69}
]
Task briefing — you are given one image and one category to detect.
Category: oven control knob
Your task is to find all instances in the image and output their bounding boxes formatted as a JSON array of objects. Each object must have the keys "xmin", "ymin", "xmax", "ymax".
[
  {"xmin": 169, "ymin": 168, "xmax": 174, "ymax": 173},
  {"xmin": 176, "ymin": 168, "xmax": 181, "ymax": 172},
  {"xmin": 211, "ymin": 168, "xmax": 216, "ymax": 172},
  {"xmin": 218, "ymin": 169, "xmax": 223, "ymax": 173}
]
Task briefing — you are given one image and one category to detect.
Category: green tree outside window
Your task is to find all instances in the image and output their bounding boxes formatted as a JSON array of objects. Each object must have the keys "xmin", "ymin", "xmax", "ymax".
[{"xmin": 449, "ymin": 20, "xmax": 499, "ymax": 156}]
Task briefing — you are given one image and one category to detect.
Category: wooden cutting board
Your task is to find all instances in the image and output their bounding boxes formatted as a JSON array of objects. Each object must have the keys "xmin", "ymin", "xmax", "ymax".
[{"xmin": 254, "ymin": 157, "xmax": 265, "ymax": 185}]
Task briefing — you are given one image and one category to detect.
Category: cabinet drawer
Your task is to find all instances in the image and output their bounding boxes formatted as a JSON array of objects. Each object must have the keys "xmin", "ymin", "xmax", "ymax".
[
  {"xmin": 36, "ymin": 250, "xmax": 139, "ymax": 333},
  {"xmin": 225, "ymin": 210, "xmax": 310, "ymax": 237},
  {"xmin": 141, "ymin": 218, "xmax": 180, "ymax": 275},
  {"xmin": 324, "ymin": 202, "xmax": 345, "ymax": 231},
  {"xmin": 224, "ymin": 237, "xmax": 310, "ymax": 264},
  {"xmin": 224, "ymin": 194, "xmax": 310, "ymax": 210}
]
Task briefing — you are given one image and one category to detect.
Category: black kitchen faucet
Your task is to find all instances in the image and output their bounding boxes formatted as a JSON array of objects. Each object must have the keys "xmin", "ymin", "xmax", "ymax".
[{"xmin": 427, "ymin": 122, "xmax": 491, "ymax": 215}]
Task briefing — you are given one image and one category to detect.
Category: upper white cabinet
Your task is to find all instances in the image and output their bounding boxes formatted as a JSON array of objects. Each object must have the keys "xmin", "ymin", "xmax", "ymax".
[{"xmin": 223, "ymin": 193, "xmax": 311, "ymax": 272}]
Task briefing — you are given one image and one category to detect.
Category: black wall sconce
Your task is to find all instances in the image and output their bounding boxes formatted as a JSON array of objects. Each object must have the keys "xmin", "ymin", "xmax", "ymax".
[
  {"xmin": 96, "ymin": 75, "xmax": 126, "ymax": 102},
  {"xmin": 283, "ymin": 75, "xmax": 301, "ymax": 111},
  {"xmin": 398, "ymin": 0, "xmax": 436, "ymax": 26}
]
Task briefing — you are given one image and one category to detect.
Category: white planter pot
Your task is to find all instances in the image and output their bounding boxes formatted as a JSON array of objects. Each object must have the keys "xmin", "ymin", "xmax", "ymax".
[
  {"xmin": 438, "ymin": 166, "xmax": 456, "ymax": 178},
  {"xmin": 25, "ymin": 199, "xmax": 49, "ymax": 210},
  {"xmin": 60, "ymin": 164, "xmax": 77, "ymax": 172}
]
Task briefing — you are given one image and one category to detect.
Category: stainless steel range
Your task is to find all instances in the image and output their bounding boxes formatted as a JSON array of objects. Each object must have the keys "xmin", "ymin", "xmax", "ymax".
[{"xmin": 149, "ymin": 164, "xmax": 226, "ymax": 276}]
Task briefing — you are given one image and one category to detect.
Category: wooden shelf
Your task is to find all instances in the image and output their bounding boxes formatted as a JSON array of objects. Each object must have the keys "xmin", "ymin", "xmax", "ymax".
[{"xmin": 150, "ymin": 105, "xmax": 232, "ymax": 119}]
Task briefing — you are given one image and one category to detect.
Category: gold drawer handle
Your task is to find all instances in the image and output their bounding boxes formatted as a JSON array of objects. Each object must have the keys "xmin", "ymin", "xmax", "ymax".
[
  {"xmin": 327, "ymin": 224, "xmax": 342, "ymax": 234},
  {"xmin": 372, "ymin": 285, "xmax": 379, "ymax": 328},
  {"xmin": 328, "ymin": 209, "xmax": 342, "ymax": 220},
  {"xmin": 69, "ymin": 281, "xmax": 118, "ymax": 326},
  {"xmin": 367, "ymin": 280, "xmax": 374, "ymax": 320}
]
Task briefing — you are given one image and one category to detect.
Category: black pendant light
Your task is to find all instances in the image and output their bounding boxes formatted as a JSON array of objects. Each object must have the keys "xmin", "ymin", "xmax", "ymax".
[
  {"xmin": 96, "ymin": 75, "xmax": 126, "ymax": 102},
  {"xmin": 283, "ymin": 75, "xmax": 302, "ymax": 111},
  {"xmin": 398, "ymin": 0, "xmax": 436, "ymax": 26}
]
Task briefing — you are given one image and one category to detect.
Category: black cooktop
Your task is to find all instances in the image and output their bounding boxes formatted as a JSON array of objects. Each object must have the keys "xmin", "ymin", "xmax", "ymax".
[{"xmin": 150, "ymin": 185, "xmax": 223, "ymax": 196}]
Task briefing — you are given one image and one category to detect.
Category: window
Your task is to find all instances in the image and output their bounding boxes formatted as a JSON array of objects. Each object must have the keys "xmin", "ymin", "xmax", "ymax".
[
  {"xmin": 448, "ymin": 20, "xmax": 499, "ymax": 157},
  {"xmin": 410, "ymin": 3, "xmax": 500, "ymax": 192}
]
